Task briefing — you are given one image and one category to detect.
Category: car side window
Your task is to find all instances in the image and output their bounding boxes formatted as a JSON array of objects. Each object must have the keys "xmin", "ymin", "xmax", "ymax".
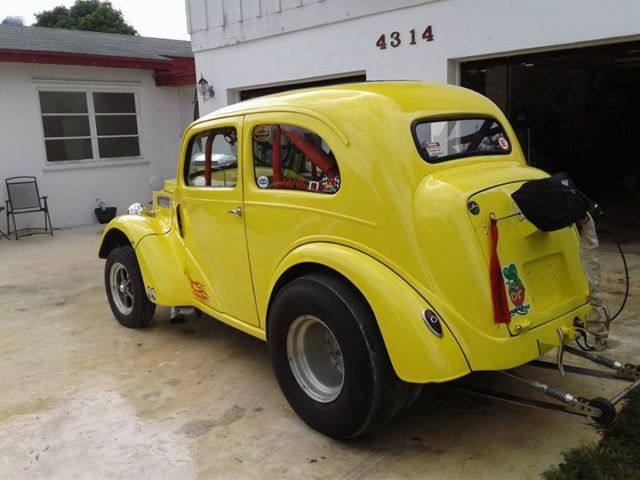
[
  {"xmin": 185, "ymin": 127, "xmax": 238, "ymax": 188},
  {"xmin": 252, "ymin": 124, "xmax": 340, "ymax": 194}
]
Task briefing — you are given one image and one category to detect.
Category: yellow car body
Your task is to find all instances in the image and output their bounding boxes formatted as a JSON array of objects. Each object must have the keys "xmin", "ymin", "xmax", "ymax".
[{"xmin": 99, "ymin": 81, "xmax": 590, "ymax": 386}]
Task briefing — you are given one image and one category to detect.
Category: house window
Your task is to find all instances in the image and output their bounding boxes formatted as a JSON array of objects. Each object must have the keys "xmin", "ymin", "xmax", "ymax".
[{"xmin": 39, "ymin": 91, "xmax": 140, "ymax": 162}]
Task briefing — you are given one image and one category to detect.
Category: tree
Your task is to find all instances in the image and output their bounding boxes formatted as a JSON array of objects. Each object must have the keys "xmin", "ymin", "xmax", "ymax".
[{"xmin": 34, "ymin": 1, "xmax": 137, "ymax": 35}]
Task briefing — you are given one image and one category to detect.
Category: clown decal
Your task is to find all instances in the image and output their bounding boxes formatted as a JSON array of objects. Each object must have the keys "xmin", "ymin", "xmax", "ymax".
[{"xmin": 502, "ymin": 263, "xmax": 531, "ymax": 317}]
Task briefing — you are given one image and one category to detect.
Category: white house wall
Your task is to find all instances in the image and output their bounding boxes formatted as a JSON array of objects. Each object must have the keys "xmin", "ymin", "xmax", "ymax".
[
  {"xmin": 188, "ymin": 0, "xmax": 437, "ymax": 48},
  {"xmin": 0, "ymin": 63, "xmax": 194, "ymax": 228},
  {"xmin": 190, "ymin": 0, "xmax": 640, "ymax": 114}
]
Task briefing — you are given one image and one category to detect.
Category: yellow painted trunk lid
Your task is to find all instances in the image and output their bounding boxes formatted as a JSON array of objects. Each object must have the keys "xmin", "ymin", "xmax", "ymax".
[{"xmin": 468, "ymin": 181, "xmax": 590, "ymax": 335}]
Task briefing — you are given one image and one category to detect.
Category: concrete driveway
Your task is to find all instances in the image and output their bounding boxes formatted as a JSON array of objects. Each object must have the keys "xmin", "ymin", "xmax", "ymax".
[{"xmin": 1, "ymin": 227, "xmax": 638, "ymax": 479}]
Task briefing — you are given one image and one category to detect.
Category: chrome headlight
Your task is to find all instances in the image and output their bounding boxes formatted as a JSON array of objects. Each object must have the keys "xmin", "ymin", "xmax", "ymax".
[{"xmin": 127, "ymin": 202, "xmax": 145, "ymax": 215}]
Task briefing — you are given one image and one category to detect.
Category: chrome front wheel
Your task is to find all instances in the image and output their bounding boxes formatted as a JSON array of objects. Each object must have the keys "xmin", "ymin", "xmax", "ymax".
[
  {"xmin": 104, "ymin": 246, "xmax": 155, "ymax": 328},
  {"xmin": 109, "ymin": 262, "xmax": 134, "ymax": 315}
]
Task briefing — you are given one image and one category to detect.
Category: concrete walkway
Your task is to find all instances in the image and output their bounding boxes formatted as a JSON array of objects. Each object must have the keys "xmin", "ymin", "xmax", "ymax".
[{"xmin": 0, "ymin": 227, "xmax": 638, "ymax": 479}]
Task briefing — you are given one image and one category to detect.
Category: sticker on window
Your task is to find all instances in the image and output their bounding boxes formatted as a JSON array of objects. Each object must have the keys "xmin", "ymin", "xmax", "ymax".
[
  {"xmin": 253, "ymin": 125, "xmax": 272, "ymax": 143},
  {"xmin": 257, "ymin": 175, "xmax": 269, "ymax": 189},
  {"xmin": 413, "ymin": 118, "xmax": 511, "ymax": 163},
  {"xmin": 424, "ymin": 141, "xmax": 444, "ymax": 158}
]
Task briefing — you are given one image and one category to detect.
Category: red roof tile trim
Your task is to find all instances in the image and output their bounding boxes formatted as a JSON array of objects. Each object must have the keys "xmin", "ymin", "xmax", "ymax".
[{"xmin": 0, "ymin": 49, "xmax": 195, "ymax": 87}]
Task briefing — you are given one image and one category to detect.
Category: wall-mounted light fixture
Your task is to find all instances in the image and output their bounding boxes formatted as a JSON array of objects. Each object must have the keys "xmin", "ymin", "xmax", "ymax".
[{"xmin": 198, "ymin": 74, "xmax": 214, "ymax": 102}]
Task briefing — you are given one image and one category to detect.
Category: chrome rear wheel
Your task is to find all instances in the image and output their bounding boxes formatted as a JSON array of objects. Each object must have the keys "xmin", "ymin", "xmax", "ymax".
[
  {"xmin": 268, "ymin": 272, "xmax": 417, "ymax": 439},
  {"xmin": 286, "ymin": 315, "xmax": 344, "ymax": 403}
]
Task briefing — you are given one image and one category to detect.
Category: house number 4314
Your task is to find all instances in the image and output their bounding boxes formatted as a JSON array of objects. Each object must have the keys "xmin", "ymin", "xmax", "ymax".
[{"xmin": 376, "ymin": 26, "xmax": 434, "ymax": 50}]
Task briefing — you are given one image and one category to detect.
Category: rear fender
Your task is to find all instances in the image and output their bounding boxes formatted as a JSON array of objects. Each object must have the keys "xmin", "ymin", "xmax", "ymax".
[{"xmin": 270, "ymin": 243, "xmax": 471, "ymax": 383}]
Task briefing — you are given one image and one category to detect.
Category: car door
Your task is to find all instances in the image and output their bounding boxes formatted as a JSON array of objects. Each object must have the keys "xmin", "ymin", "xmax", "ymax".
[
  {"xmin": 176, "ymin": 116, "xmax": 259, "ymax": 326},
  {"xmin": 241, "ymin": 113, "xmax": 346, "ymax": 323}
]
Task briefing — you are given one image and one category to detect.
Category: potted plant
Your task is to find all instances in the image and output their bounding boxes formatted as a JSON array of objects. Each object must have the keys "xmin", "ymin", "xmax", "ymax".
[{"xmin": 94, "ymin": 199, "xmax": 117, "ymax": 224}]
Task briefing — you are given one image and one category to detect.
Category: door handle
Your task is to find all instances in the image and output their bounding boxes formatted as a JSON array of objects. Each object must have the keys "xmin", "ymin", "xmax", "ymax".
[
  {"xmin": 176, "ymin": 203, "xmax": 184, "ymax": 236},
  {"xmin": 227, "ymin": 206, "xmax": 243, "ymax": 217}
]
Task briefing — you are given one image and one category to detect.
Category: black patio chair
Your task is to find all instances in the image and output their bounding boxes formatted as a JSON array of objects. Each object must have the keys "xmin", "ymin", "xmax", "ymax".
[
  {"xmin": 5, "ymin": 176, "xmax": 53, "ymax": 240},
  {"xmin": 0, "ymin": 206, "xmax": 9, "ymax": 240}
]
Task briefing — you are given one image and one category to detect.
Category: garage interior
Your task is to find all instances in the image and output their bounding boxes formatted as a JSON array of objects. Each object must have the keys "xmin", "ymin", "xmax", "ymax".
[{"xmin": 462, "ymin": 41, "xmax": 640, "ymax": 241}]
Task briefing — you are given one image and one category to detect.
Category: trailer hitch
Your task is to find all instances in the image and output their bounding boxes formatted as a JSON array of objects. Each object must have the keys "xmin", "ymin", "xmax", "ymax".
[{"xmin": 451, "ymin": 346, "xmax": 640, "ymax": 426}]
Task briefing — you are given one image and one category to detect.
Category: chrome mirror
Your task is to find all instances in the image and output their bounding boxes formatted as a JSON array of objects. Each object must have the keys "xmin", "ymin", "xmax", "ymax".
[{"xmin": 149, "ymin": 175, "xmax": 165, "ymax": 192}]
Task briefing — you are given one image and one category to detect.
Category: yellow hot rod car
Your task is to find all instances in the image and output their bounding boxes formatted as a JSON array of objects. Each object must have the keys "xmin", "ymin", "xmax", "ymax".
[{"xmin": 99, "ymin": 82, "xmax": 637, "ymax": 438}]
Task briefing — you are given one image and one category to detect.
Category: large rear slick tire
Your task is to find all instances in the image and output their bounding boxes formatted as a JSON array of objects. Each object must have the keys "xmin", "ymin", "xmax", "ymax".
[
  {"xmin": 104, "ymin": 246, "xmax": 155, "ymax": 328},
  {"xmin": 268, "ymin": 272, "xmax": 420, "ymax": 439}
]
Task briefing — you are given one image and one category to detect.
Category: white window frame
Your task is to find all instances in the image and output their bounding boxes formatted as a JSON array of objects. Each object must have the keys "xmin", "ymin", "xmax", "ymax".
[{"xmin": 37, "ymin": 83, "xmax": 144, "ymax": 167}]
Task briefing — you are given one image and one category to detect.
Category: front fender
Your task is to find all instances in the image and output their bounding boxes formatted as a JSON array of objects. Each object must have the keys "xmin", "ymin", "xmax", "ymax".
[
  {"xmin": 270, "ymin": 243, "xmax": 471, "ymax": 383},
  {"xmin": 135, "ymin": 229, "xmax": 191, "ymax": 306},
  {"xmin": 98, "ymin": 214, "xmax": 168, "ymax": 257},
  {"xmin": 99, "ymin": 215, "xmax": 191, "ymax": 307}
]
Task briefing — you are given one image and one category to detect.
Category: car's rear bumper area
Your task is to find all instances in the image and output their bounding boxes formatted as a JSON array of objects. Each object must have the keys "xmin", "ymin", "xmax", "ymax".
[{"xmin": 466, "ymin": 302, "xmax": 592, "ymax": 373}]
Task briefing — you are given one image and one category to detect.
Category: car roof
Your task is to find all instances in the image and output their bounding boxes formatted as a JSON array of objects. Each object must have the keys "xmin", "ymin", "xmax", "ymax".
[{"xmin": 197, "ymin": 81, "xmax": 497, "ymax": 126}]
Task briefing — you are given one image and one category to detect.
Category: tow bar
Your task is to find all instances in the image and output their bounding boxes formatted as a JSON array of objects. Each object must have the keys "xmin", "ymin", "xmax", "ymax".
[{"xmin": 451, "ymin": 345, "xmax": 640, "ymax": 426}]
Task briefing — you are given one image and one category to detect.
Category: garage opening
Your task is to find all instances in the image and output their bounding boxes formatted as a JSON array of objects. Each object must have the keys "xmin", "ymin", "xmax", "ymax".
[
  {"xmin": 239, "ymin": 73, "xmax": 366, "ymax": 101},
  {"xmin": 461, "ymin": 41, "xmax": 640, "ymax": 239}
]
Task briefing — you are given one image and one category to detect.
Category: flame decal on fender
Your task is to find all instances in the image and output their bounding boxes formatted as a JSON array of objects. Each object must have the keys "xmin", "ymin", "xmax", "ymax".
[{"xmin": 188, "ymin": 275, "xmax": 209, "ymax": 303}]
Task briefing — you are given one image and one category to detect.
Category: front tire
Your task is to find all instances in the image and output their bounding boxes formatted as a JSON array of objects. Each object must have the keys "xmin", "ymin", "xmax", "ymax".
[
  {"xmin": 104, "ymin": 246, "xmax": 155, "ymax": 328},
  {"xmin": 268, "ymin": 272, "xmax": 420, "ymax": 439}
]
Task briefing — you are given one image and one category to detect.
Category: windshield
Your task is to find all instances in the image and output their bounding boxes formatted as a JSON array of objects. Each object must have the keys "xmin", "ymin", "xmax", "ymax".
[{"xmin": 413, "ymin": 117, "xmax": 511, "ymax": 163}]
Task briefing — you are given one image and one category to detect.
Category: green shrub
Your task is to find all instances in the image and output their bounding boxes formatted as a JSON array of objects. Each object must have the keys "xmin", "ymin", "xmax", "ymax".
[{"xmin": 544, "ymin": 391, "xmax": 640, "ymax": 480}]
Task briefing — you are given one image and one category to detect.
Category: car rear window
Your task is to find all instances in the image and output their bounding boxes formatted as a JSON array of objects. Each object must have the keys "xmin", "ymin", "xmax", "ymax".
[{"xmin": 412, "ymin": 117, "xmax": 512, "ymax": 163}]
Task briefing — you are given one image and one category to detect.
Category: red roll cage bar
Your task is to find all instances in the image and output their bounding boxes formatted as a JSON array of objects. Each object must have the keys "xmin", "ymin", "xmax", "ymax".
[{"xmin": 201, "ymin": 125, "xmax": 338, "ymax": 188}]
